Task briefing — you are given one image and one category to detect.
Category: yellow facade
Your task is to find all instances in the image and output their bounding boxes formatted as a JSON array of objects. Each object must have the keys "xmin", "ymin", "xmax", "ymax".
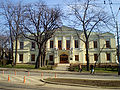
[{"xmin": 13, "ymin": 26, "xmax": 117, "ymax": 65}]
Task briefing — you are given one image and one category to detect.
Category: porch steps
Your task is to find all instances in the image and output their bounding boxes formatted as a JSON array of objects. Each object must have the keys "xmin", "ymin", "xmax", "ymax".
[{"xmin": 55, "ymin": 64, "xmax": 70, "ymax": 71}]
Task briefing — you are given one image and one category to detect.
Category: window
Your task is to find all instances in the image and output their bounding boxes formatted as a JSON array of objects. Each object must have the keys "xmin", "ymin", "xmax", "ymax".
[
  {"xmin": 50, "ymin": 40, "xmax": 53, "ymax": 48},
  {"xmin": 66, "ymin": 40, "xmax": 70, "ymax": 50},
  {"xmin": 31, "ymin": 42, "xmax": 35, "ymax": 49},
  {"xmin": 58, "ymin": 40, "xmax": 62, "ymax": 50},
  {"xmin": 85, "ymin": 54, "xmax": 89, "ymax": 61},
  {"xmin": 49, "ymin": 55, "xmax": 54, "ymax": 61},
  {"xmin": 106, "ymin": 53, "xmax": 110, "ymax": 61},
  {"xmin": 94, "ymin": 54, "xmax": 98, "ymax": 61},
  {"xmin": 75, "ymin": 40, "xmax": 78, "ymax": 48},
  {"xmin": 31, "ymin": 54, "xmax": 35, "ymax": 61},
  {"xmin": 20, "ymin": 42, "xmax": 24, "ymax": 49},
  {"xmin": 19, "ymin": 54, "xmax": 23, "ymax": 61},
  {"xmin": 94, "ymin": 41, "xmax": 97, "ymax": 48},
  {"xmin": 106, "ymin": 41, "xmax": 110, "ymax": 48},
  {"xmin": 75, "ymin": 55, "xmax": 79, "ymax": 61}
]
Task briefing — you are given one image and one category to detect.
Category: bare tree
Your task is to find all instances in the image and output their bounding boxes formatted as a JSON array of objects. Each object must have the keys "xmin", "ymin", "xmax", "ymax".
[
  {"xmin": 22, "ymin": 2, "xmax": 62, "ymax": 68},
  {"xmin": 0, "ymin": 1, "xmax": 25, "ymax": 65},
  {"xmin": 0, "ymin": 34, "xmax": 9, "ymax": 59},
  {"xmin": 67, "ymin": 0, "xmax": 110, "ymax": 71}
]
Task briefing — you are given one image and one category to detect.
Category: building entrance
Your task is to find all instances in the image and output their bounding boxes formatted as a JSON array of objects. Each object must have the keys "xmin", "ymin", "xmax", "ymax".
[{"xmin": 60, "ymin": 54, "xmax": 69, "ymax": 63}]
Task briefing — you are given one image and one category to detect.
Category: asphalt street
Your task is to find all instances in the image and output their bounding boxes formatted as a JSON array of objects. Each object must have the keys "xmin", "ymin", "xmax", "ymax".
[
  {"xmin": 0, "ymin": 81, "xmax": 119, "ymax": 90},
  {"xmin": 0, "ymin": 70, "xmax": 120, "ymax": 90},
  {"xmin": 0, "ymin": 70, "xmax": 120, "ymax": 80}
]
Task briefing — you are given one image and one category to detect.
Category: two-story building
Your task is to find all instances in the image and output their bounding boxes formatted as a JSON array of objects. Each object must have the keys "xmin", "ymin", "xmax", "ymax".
[{"xmin": 13, "ymin": 26, "xmax": 117, "ymax": 65}]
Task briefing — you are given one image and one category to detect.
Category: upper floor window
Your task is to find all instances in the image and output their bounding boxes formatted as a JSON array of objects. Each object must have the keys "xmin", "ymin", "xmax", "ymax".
[
  {"xmin": 106, "ymin": 41, "xmax": 110, "ymax": 48},
  {"xmin": 106, "ymin": 53, "xmax": 110, "ymax": 61},
  {"xmin": 20, "ymin": 42, "xmax": 24, "ymax": 49},
  {"xmin": 75, "ymin": 55, "xmax": 79, "ymax": 61},
  {"xmin": 19, "ymin": 54, "xmax": 23, "ymax": 61},
  {"xmin": 66, "ymin": 40, "xmax": 70, "ymax": 50},
  {"xmin": 58, "ymin": 40, "xmax": 62, "ymax": 50},
  {"xmin": 94, "ymin": 54, "xmax": 98, "ymax": 61},
  {"xmin": 94, "ymin": 41, "xmax": 97, "ymax": 48},
  {"xmin": 31, "ymin": 42, "xmax": 35, "ymax": 49},
  {"xmin": 75, "ymin": 40, "xmax": 78, "ymax": 48},
  {"xmin": 50, "ymin": 40, "xmax": 53, "ymax": 48},
  {"xmin": 31, "ymin": 54, "xmax": 35, "ymax": 61}
]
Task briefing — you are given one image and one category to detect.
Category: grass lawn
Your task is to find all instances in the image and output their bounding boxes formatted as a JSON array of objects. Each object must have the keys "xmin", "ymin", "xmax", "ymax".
[
  {"xmin": 45, "ymin": 78, "xmax": 120, "ymax": 87},
  {"xmin": 0, "ymin": 64, "xmax": 54, "ymax": 70},
  {"xmin": 0, "ymin": 64, "xmax": 118, "ymax": 73},
  {"xmin": 69, "ymin": 66, "xmax": 118, "ymax": 73}
]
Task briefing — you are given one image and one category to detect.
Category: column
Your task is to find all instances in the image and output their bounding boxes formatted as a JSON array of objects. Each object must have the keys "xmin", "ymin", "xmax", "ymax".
[
  {"xmin": 70, "ymin": 35, "xmax": 74, "ymax": 49},
  {"xmin": 62, "ymin": 36, "xmax": 66, "ymax": 50},
  {"xmin": 46, "ymin": 40, "xmax": 49, "ymax": 49},
  {"xmin": 54, "ymin": 35, "xmax": 57, "ymax": 49}
]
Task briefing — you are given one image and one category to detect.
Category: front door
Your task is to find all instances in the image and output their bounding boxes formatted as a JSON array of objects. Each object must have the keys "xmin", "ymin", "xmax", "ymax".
[{"xmin": 60, "ymin": 54, "xmax": 69, "ymax": 63}]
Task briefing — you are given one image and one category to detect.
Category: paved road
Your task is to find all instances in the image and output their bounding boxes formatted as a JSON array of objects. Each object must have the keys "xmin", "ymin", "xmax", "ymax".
[
  {"xmin": 0, "ymin": 71, "xmax": 120, "ymax": 90},
  {"xmin": 0, "ymin": 70, "xmax": 120, "ymax": 80},
  {"xmin": 0, "ymin": 81, "xmax": 119, "ymax": 90}
]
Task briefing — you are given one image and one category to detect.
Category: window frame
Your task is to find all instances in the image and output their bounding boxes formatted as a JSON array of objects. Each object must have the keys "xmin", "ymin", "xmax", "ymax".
[
  {"xmin": 106, "ymin": 53, "xmax": 111, "ymax": 61},
  {"xmin": 106, "ymin": 41, "xmax": 110, "ymax": 48},
  {"xmin": 49, "ymin": 55, "xmax": 54, "ymax": 61},
  {"xmin": 66, "ymin": 40, "xmax": 70, "ymax": 50},
  {"xmin": 31, "ymin": 42, "xmax": 35, "ymax": 49},
  {"xmin": 94, "ymin": 54, "xmax": 98, "ymax": 61},
  {"xmin": 75, "ymin": 40, "xmax": 79, "ymax": 48},
  {"xmin": 58, "ymin": 40, "xmax": 62, "ymax": 50},
  {"xmin": 94, "ymin": 41, "xmax": 97, "ymax": 48},
  {"xmin": 75, "ymin": 55, "xmax": 79, "ymax": 61},
  {"xmin": 31, "ymin": 54, "xmax": 35, "ymax": 61},
  {"xmin": 19, "ymin": 54, "xmax": 23, "ymax": 61},
  {"xmin": 50, "ymin": 40, "xmax": 53, "ymax": 48},
  {"xmin": 20, "ymin": 42, "xmax": 24, "ymax": 49}
]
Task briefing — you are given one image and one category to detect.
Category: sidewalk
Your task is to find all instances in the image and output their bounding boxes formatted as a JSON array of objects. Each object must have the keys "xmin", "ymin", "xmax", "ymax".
[{"xmin": 0, "ymin": 67, "xmax": 118, "ymax": 77}]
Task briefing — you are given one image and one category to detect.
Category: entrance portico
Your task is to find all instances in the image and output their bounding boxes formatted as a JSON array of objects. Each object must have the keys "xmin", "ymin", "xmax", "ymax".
[{"xmin": 60, "ymin": 54, "xmax": 69, "ymax": 63}]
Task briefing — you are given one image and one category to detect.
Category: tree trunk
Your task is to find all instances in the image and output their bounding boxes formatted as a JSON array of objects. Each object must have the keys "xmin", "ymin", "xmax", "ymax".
[
  {"xmin": 86, "ymin": 40, "xmax": 89, "ymax": 71},
  {"xmin": 10, "ymin": 32, "xmax": 14, "ymax": 66},
  {"xmin": 43, "ymin": 42, "xmax": 47, "ymax": 67},
  {"xmin": 35, "ymin": 46, "xmax": 41, "ymax": 68},
  {"xmin": 14, "ymin": 37, "xmax": 18, "ymax": 65}
]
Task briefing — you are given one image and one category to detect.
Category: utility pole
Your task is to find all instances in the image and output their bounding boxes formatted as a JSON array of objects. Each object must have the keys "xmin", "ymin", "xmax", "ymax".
[
  {"xmin": 108, "ymin": 0, "xmax": 120, "ymax": 75},
  {"xmin": 116, "ymin": 21, "xmax": 120, "ymax": 75}
]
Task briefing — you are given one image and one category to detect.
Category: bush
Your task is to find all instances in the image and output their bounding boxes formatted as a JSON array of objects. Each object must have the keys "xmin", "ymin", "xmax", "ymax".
[
  {"xmin": 0, "ymin": 59, "xmax": 12, "ymax": 66},
  {"xmin": 68, "ymin": 63, "xmax": 79, "ymax": 72}
]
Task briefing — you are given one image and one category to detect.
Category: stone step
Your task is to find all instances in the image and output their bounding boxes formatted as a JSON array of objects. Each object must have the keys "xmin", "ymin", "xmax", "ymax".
[{"xmin": 55, "ymin": 64, "xmax": 70, "ymax": 71}]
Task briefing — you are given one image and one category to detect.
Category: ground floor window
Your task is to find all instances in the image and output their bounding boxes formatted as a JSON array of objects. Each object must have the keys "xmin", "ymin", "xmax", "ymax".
[
  {"xmin": 31, "ymin": 54, "xmax": 35, "ymax": 61},
  {"xmin": 75, "ymin": 55, "xmax": 79, "ymax": 61},
  {"xmin": 19, "ymin": 54, "xmax": 23, "ymax": 61},
  {"xmin": 106, "ymin": 53, "xmax": 110, "ymax": 61},
  {"xmin": 94, "ymin": 54, "xmax": 98, "ymax": 61},
  {"xmin": 49, "ymin": 55, "xmax": 54, "ymax": 61}
]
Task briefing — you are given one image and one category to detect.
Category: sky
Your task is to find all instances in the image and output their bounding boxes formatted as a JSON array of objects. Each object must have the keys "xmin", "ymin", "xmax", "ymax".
[{"xmin": 0, "ymin": 0, "xmax": 120, "ymax": 33}]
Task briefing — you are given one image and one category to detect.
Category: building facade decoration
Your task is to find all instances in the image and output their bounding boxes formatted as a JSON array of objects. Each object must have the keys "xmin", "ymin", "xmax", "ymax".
[{"xmin": 13, "ymin": 26, "xmax": 117, "ymax": 65}]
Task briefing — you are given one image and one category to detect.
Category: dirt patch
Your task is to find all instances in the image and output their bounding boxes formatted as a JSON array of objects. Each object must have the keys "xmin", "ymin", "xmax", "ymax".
[{"xmin": 45, "ymin": 78, "xmax": 120, "ymax": 87}]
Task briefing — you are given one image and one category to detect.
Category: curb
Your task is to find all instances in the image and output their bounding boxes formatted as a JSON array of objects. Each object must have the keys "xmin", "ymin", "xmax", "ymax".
[
  {"xmin": 0, "ymin": 68, "xmax": 118, "ymax": 76},
  {"xmin": 41, "ymin": 78, "xmax": 120, "ymax": 89}
]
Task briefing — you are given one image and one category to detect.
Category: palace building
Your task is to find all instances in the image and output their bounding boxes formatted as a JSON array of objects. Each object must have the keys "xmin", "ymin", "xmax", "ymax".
[{"xmin": 13, "ymin": 26, "xmax": 117, "ymax": 65}]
